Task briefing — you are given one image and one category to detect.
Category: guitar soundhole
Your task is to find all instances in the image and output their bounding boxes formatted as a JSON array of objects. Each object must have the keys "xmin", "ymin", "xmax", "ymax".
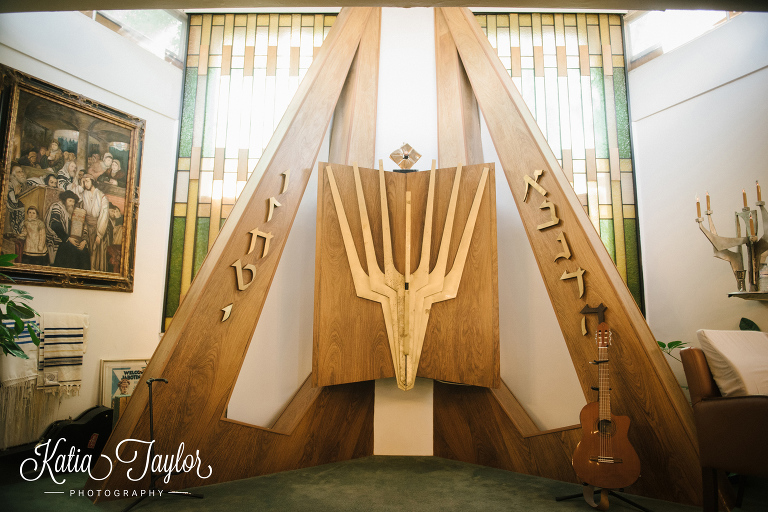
[{"xmin": 597, "ymin": 419, "xmax": 614, "ymax": 435}]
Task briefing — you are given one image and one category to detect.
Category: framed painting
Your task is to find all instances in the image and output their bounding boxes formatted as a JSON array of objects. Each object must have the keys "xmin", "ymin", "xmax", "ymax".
[
  {"xmin": 100, "ymin": 358, "xmax": 149, "ymax": 407},
  {"xmin": 0, "ymin": 64, "xmax": 144, "ymax": 291}
]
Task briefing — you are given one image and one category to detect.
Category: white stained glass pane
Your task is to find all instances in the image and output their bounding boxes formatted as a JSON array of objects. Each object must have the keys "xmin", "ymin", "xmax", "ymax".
[
  {"xmin": 497, "ymin": 27, "xmax": 511, "ymax": 56},
  {"xmin": 568, "ymin": 69, "xmax": 585, "ymax": 160},
  {"xmin": 255, "ymin": 26, "xmax": 268, "ymax": 54},
  {"xmin": 580, "ymin": 75, "xmax": 595, "ymax": 150},
  {"xmin": 574, "ymin": 173, "xmax": 587, "ymax": 196},
  {"xmin": 99, "ymin": 10, "xmax": 185, "ymax": 60},
  {"xmin": 544, "ymin": 69, "xmax": 560, "ymax": 158},
  {"xmin": 621, "ymin": 172, "xmax": 636, "ymax": 204},
  {"xmin": 216, "ymin": 75, "xmax": 230, "ymax": 149},
  {"xmin": 521, "ymin": 69, "xmax": 536, "ymax": 118},
  {"xmin": 225, "ymin": 70, "xmax": 243, "ymax": 158},
  {"xmin": 239, "ymin": 75, "xmax": 254, "ymax": 149},
  {"xmin": 199, "ymin": 171, "xmax": 214, "ymax": 203},
  {"xmin": 223, "ymin": 173, "xmax": 238, "ymax": 203},
  {"xmin": 175, "ymin": 171, "xmax": 190, "ymax": 203},
  {"xmin": 597, "ymin": 173, "xmax": 612, "ymax": 204},
  {"xmin": 520, "ymin": 26, "xmax": 534, "ymax": 57}
]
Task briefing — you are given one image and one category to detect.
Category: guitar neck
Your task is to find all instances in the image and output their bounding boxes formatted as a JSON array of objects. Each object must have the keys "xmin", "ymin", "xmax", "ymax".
[{"xmin": 598, "ymin": 344, "xmax": 610, "ymax": 420}]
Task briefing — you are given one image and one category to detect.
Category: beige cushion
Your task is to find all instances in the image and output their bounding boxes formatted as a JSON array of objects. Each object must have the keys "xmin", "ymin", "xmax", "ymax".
[{"xmin": 696, "ymin": 329, "xmax": 768, "ymax": 397}]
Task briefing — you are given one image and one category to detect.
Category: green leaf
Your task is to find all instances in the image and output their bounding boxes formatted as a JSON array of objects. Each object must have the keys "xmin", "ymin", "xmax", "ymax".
[
  {"xmin": 740, "ymin": 318, "xmax": 761, "ymax": 331},
  {"xmin": 7, "ymin": 310, "xmax": 23, "ymax": 335},
  {"xmin": 9, "ymin": 303, "xmax": 36, "ymax": 319},
  {"xmin": 0, "ymin": 253, "xmax": 17, "ymax": 266},
  {"xmin": 0, "ymin": 338, "xmax": 28, "ymax": 359},
  {"xmin": 657, "ymin": 341, "xmax": 667, "ymax": 349},
  {"xmin": 29, "ymin": 327, "xmax": 40, "ymax": 347},
  {"xmin": 667, "ymin": 341, "xmax": 686, "ymax": 349}
]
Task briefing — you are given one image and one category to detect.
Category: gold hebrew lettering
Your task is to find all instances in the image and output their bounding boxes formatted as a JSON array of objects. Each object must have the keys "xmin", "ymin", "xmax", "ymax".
[
  {"xmin": 267, "ymin": 197, "xmax": 282, "ymax": 221},
  {"xmin": 537, "ymin": 200, "xmax": 560, "ymax": 230},
  {"xmin": 554, "ymin": 232, "xmax": 571, "ymax": 261},
  {"xmin": 232, "ymin": 259, "xmax": 257, "ymax": 291},
  {"xmin": 523, "ymin": 169, "xmax": 546, "ymax": 202},
  {"xmin": 560, "ymin": 267, "xmax": 586, "ymax": 298},
  {"xmin": 281, "ymin": 169, "xmax": 290, "ymax": 194},
  {"xmin": 247, "ymin": 228, "xmax": 274, "ymax": 258}
]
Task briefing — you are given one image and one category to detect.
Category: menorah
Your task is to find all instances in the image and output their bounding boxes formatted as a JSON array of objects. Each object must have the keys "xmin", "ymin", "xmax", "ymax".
[
  {"xmin": 696, "ymin": 182, "xmax": 768, "ymax": 293},
  {"xmin": 325, "ymin": 161, "xmax": 489, "ymax": 390}
]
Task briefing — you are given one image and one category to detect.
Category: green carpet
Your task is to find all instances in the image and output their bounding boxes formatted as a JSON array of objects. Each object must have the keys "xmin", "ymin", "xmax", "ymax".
[{"xmin": 2, "ymin": 456, "xmax": 766, "ymax": 511}]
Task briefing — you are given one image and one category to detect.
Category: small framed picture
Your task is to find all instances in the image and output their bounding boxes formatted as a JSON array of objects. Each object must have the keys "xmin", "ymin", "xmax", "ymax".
[{"xmin": 100, "ymin": 359, "xmax": 148, "ymax": 407}]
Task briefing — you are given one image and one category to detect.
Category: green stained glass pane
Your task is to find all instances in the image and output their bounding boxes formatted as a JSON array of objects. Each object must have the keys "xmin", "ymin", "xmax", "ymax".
[
  {"xmin": 202, "ymin": 68, "xmax": 221, "ymax": 157},
  {"xmin": 164, "ymin": 217, "xmax": 186, "ymax": 318},
  {"xmin": 221, "ymin": 218, "xmax": 227, "ymax": 229},
  {"xmin": 613, "ymin": 68, "xmax": 631, "ymax": 159},
  {"xmin": 624, "ymin": 218, "xmax": 643, "ymax": 310},
  {"xmin": 193, "ymin": 217, "xmax": 210, "ymax": 279},
  {"xmin": 600, "ymin": 219, "xmax": 615, "ymax": 264},
  {"xmin": 590, "ymin": 68, "xmax": 609, "ymax": 159},
  {"xmin": 178, "ymin": 67, "xmax": 198, "ymax": 158}
]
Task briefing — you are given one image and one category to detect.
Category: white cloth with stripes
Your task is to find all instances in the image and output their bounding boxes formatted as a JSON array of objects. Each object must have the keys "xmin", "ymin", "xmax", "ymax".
[
  {"xmin": 37, "ymin": 313, "xmax": 89, "ymax": 393},
  {"xmin": 0, "ymin": 319, "xmax": 39, "ymax": 386}
]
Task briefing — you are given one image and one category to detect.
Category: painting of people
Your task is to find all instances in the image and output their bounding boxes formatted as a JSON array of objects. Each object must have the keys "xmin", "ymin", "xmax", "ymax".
[{"xmin": 0, "ymin": 65, "xmax": 144, "ymax": 291}]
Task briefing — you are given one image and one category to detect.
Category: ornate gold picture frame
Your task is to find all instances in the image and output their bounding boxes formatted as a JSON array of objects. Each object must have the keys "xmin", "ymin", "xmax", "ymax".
[{"xmin": 0, "ymin": 64, "xmax": 144, "ymax": 291}]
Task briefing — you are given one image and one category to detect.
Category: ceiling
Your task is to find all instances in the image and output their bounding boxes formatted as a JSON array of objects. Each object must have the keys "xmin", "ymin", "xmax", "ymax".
[{"xmin": 2, "ymin": 1, "xmax": 767, "ymax": 14}]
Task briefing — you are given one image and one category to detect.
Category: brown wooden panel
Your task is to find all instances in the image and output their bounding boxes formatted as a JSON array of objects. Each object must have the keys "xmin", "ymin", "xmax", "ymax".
[
  {"xmin": 434, "ymin": 381, "xmax": 582, "ymax": 482},
  {"xmin": 328, "ymin": 7, "xmax": 381, "ymax": 168},
  {"xmin": 313, "ymin": 164, "xmax": 395, "ymax": 386},
  {"xmin": 440, "ymin": 7, "xmax": 701, "ymax": 505},
  {"xmin": 98, "ymin": 381, "xmax": 373, "ymax": 499},
  {"xmin": 435, "ymin": 8, "xmax": 482, "ymax": 168},
  {"xmin": 86, "ymin": 8, "xmax": 377, "ymax": 500},
  {"xmin": 314, "ymin": 162, "xmax": 498, "ymax": 388}
]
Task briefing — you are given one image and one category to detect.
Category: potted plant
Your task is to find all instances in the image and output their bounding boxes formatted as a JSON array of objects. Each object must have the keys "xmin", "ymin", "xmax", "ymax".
[{"xmin": 0, "ymin": 253, "xmax": 40, "ymax": 358}]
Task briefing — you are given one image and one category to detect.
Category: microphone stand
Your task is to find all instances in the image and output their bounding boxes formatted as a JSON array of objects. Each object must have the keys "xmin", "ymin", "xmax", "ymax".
[{"xmin": 122, "ymin": 378, "xmax": 204, "ymax": 512}]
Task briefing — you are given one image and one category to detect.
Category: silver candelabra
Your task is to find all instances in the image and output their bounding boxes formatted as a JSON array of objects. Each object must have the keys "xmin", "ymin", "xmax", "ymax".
[{"xmin": 696, "ymin": 186, "xmax": 767, "ymax": 293}]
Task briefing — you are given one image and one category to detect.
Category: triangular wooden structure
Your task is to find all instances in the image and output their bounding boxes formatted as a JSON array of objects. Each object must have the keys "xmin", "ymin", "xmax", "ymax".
[
  {"xmin": 89, "ymin": 7, "xmax": 704, "ymax": 506},
  {"xmin": 433, "ymin": 8, "xmax": 702, "ymax": 505}
]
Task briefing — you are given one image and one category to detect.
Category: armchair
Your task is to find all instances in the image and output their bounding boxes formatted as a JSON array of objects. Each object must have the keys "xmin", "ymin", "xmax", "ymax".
[{"xmin": 681, "ymin": 347, "xmax": 768, "ymax": 511}]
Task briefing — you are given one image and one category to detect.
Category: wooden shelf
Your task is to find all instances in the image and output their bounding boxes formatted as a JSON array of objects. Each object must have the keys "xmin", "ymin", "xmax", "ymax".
[{"xmin": 728, "ymin": 291, "xmax": 768, "ymax": 301}]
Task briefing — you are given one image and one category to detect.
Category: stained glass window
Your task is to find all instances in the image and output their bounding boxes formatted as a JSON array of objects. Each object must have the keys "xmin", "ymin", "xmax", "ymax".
[
  {"xmin": 476, "ymin": 12, "xmax": 643, "ymax": 309},
  {"xmin": 163, "ymin": 13, "xmax": 336, "ymax": 329}
]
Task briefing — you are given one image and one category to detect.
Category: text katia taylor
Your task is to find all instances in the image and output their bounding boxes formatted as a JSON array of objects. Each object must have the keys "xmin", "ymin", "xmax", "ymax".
[{"xmin": 20, "ymin": 438, "xmax": 213, "ymax": 484}]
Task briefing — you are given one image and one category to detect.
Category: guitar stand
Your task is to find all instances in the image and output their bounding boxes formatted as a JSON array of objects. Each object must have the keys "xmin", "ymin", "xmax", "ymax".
[
  {"xmin": 555, "ymin": 486, "xmax": 652, "ymax": 512},
  {"xmin": 121, "ymin": 378, "xmax": 204, "ymax": 512}
]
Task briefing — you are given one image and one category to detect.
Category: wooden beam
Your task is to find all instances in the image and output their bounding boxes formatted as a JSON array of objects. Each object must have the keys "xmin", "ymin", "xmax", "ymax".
[
  {"xmin": 434, "ymin": 8, "xmax": 482, "ymax": 168},
  {"xmin": 86, "ymin": 7, "xmax": 377, "ymax": 499},
  {"xmin": 328, "ymin": 7, "xmax": 381, "ymax": 168},
  {"xmin": 439, "ymin": 7, "xmax": 702, "ymax": 505}
]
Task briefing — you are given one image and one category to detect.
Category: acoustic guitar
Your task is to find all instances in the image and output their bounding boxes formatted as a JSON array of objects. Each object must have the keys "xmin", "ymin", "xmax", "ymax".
[{"xmin": 572, "ymin": 323, "xmax": 641, "ymax": 495}]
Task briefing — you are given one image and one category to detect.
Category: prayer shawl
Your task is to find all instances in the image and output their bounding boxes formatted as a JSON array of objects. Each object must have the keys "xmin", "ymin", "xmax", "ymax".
[
  {"xmin": 0, "ymin": 319, "xmax": 39, "ymax": 386},
  {"xmin": 37, "ymin": 313, "xmax": 89, "ymax": 394}
]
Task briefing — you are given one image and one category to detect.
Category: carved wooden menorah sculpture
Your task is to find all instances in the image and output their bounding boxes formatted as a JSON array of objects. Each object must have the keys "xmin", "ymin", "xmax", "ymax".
[
  {"xmin": 314, "ymin": 161, "xmax": 498, "ymax": 391},
  {"xmin": 696, "ymin": 183, "xmax": 767, "ymax": 292},
  {"xmin": 324, "ymin": 161, "xmax": 488, "ymax": 390}
]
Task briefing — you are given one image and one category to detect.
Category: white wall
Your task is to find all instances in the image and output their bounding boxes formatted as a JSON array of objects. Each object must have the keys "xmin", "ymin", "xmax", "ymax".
[
  {"xmin": 630, "ymin": 12, "xmax": 768, "ymax": 386},
  {"xmin": 0, "ymin": 12, "xmax": 182, "ymax": 421}
]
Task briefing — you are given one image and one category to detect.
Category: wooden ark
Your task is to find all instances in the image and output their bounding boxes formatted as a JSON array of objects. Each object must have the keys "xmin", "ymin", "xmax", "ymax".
[{"xmin": 313, "ymin": 162, "xmax": 499, "ymax": 389}]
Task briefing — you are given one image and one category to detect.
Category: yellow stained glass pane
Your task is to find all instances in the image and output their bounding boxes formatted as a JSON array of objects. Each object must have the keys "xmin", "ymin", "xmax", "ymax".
[
  {"xmin": 212, "ymin": 15, "xmax": 225, "ymax": 26},
  {"xmin": 256, "ymin": 14, "xmax": 269, "ymax": 26},
  {"xmin": 235, "ymin": 14, "xmax": 247, "ymax": 27},
  {"xmin": 224, "ymin": 14, "xmax": 234, "ymax": 45},
  {"xmin": 519, "ymin": 14, "xmax": 532, "ymax": 26},
  {"xmin": 190, "ymin": 15, "xmax": 203, "ymax": 26}
]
